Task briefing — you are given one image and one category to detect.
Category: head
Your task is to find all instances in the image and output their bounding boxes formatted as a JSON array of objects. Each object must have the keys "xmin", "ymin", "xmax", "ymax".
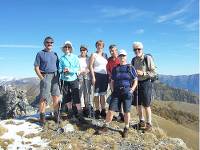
[
  {"xmin": 44, "ymin": 36, "xmax": 54, "ymax": 50},
  {"xmin": 133, "ymin": 41, "xmax": 144, "ymax": 57},
  {"xmin": 109, "ymin": 44, "xmax": 118, "ymax": 58},
  {"xmin": 62, "ymin": 41, "xmax": 73, "ymax": 55},
  {"xmin": 80, "ymin": 45, "xmax": 88, "ymax": 57},
  {"xmin": 118, "ymin": 49, "xmax": 127, "ymax": 64},
  {"xmin": 95, "ymin": 40, "xmax": 104, "ymax": 52}
]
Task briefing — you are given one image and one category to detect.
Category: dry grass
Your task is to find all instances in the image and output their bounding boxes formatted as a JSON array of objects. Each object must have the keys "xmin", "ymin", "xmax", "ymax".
[
  {"xmin": 0, "ymin": 138, "xmax": 14, "ymax": 149},
  {"xmin": 0, "ymin": 125, "xmax": 8, "ymax": 136},
  {"xmin": 24, "ymin": 133, "xmax": 38, "ymax": 139},
  {"xmin": 16, "ymin": 131, "xmax": 24, "ymax": 137}
]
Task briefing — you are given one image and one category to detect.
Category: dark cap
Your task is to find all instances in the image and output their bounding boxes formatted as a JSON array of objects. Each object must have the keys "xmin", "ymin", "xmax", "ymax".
[{"xmin": 80, "ymin": 44, "xmax": 88, "ymax": 50}]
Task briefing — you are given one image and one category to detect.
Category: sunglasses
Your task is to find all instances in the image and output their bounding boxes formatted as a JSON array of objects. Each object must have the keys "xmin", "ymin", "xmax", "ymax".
[
  {"xmin": 64, "ymin": 46, "xmax": 72, "ymax": 49},
  {"xmin": 46, "ymin": 41, "xmax": 54, "ymax": 44},
  {"xmin": 134, "ymin": 48, "xmax": 142, "ymax": 51},
  {"xmin": 80, "ymin": 49, "xmax": 87, "ymax": 51}
]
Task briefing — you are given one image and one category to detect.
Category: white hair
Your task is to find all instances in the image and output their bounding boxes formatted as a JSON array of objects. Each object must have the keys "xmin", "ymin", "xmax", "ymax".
[{"xmin": 133, "ymin": 41, "xmax": 143, "ymax": 49}]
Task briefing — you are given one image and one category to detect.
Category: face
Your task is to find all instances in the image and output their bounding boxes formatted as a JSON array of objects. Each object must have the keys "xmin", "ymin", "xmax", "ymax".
[
  {"xmin": 109, "ymin": 47, "xmax": 118, "ymax": 57},
  {"xmin": 44, "ymin": 40, "xmax": 54, "ymax": 50},
  {"xmin": 96, "ymin": 43, "xmax": 104, "ymax": 51},
  {"xmin": 80, "ymin": 48, "xmax": 87, "ymax": 57},
  {"xmin": 118, "ymin": 55, "xmax": 126, "ymax": 64},
  {"xmin": 133, "ymin": 44, "xmax": 143, "ymax": 57},
  {"xmin": 63, "ymin": 44, "xmax": 72, "ymax": 54}
]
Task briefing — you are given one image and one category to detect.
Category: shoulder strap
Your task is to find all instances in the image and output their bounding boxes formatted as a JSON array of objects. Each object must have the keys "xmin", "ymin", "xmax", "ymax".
[{"xmin": 131, "ymin": 57, "xmax": 136, "ymax": 66}]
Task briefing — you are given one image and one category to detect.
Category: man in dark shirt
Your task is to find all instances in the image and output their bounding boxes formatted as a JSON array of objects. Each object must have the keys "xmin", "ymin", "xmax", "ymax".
[
  {"xmin": 34, "ymin": 36, "xmax": 60, "ymax": 126},
  {"xmin": 98, "ymin": 49, "xmax": 138, "ymax": 138}
]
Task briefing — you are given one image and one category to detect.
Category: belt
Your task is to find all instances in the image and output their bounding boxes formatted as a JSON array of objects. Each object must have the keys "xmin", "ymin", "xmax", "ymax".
[
  {"xmin": 41, "ymin": 72, "xmax": 56, "ymax": 74},
  {"xmin": 139, "ymin": 78, "xmax": 150, "ymax": 83}
]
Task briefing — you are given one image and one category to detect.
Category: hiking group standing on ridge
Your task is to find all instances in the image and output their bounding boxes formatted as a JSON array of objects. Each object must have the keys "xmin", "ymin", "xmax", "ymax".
[{"xmin": 34, "ymin": 36, "xmax": 157, "ymax": 137}]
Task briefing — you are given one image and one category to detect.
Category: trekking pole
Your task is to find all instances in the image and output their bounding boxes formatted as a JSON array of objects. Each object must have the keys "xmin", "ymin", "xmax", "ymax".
[{"xmin": 57, "ymin": 79, "xmax": 64, "ymax": 134}]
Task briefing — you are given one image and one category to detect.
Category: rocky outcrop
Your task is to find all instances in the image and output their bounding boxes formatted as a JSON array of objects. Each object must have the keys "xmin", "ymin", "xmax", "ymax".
[{"xmin": 0, "ymin": 86, "xmax": 36, "ymax": 119}]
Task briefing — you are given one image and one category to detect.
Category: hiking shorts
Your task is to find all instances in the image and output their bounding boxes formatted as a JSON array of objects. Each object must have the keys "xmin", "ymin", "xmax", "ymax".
[
  {"xmin": 61, "ymin": 79, "xmax": 80, "ymax": 104},
  {"xmin": 94, "ymin": 72, "xmax": 108, "ymax": 96},
  {"xmin": 39, "ymin": 72, "xmax": 60, "ymax": 103},
  {"xmin": 133, "ymin": 79, "xmax": 153, "ymax": 107},
  {"xmin": 109, "ymin": 88, "xmax": 132, "ymax": 113}
]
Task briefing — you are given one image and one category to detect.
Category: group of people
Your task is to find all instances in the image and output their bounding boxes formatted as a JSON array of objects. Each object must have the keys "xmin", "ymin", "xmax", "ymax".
[{"xmin": 34, "ymin": 36, "xmax": 157, "ymax": 138}]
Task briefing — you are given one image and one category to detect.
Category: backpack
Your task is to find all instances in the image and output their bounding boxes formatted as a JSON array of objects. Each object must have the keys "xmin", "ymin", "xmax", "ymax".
[
  {"xmin": 131, "ymin": 54, "xmax": 158, "ymax": 82},
  {"xmin": 115, "ymin": 64, "xmax": 134, "ymax": 86}
]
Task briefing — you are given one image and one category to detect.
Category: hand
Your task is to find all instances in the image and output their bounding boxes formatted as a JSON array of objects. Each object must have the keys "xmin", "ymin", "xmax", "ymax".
[
  {"xmin": 40, "ymin": 76, "xmax": 44, "ymax": 80},
  {"xmin": 129, "ymin": 88, "xmax": 134, "ymax": 94},
  {"xmin": 92, "ymin": 78, "xmax": 96, "ymax": 85},
  {"xmin": 63, "ymin": 68, "xmax": 69, "ymax": 73},
  {"xmin": 136, "ymin": 70, "xmax": 144, "ymax": 76}
]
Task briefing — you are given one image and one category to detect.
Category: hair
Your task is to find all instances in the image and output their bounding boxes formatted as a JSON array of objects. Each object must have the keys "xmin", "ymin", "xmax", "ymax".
[
  {"xmin": 133, "ymin": 41, "xmax": 143, "ymax": 49},
  {"xmin": 62, "ymin": 43, "xmax": 73, "ymax": 53},
  {"xmin": 109, "ymin": 44, "xmax": 117, "ymax": 50},
  {"xmin": 43, "ymin": 36, "xmax": 54, "ymax": 44},
  {"xmin": 95, "ymin": 40, "xmax": 104, "ymax": 48}
]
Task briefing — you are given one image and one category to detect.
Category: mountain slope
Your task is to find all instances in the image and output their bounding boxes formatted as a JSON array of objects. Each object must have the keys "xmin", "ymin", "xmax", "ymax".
[{"xmin": 159, "ymin": 74, "xmax": 199, "ymax": 95}]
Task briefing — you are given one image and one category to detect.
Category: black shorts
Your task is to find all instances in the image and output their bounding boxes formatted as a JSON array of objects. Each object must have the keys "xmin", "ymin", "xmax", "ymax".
[
  {"xmin": 94, "ymin": 72, "xmax": 108, "ymax": 96},
  {"xmin": 133, "ymin": 79, "xmax": 153, "ymax": 107},
  {"xmin": 61, "ymin": 79, "xmax": 80, "ymax": 104}
]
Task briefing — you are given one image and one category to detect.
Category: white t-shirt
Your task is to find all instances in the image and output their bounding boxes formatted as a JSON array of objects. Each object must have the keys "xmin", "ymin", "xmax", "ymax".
[
  {"xmin": 93, "ymin": 53, "xmax": 108, "ymax": 74},
  {"xmin": 79, "ymin": 56, "xmax": 90, "ymax": 79}
]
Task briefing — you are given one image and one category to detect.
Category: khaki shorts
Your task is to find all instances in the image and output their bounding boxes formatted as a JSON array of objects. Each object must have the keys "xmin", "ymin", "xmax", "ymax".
[{"xmin": 39, "ymin": 72, "xmax": 60, "ymax": 103}]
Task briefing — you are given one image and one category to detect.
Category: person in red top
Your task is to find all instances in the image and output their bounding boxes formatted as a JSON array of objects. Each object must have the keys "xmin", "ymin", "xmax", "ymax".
[
  {"xmin": 106, "ymin": 44, "xmax": 124, "ymax": 121},
  {"xmin": 106, "ymin": 44, "xmax": 120, "ymax": 81}
]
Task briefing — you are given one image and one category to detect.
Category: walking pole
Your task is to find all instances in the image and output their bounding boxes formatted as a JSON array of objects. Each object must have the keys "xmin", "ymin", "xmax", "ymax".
[{"xmin": 57, "ymin": 79, "xmax": 64, "ymax": 134}]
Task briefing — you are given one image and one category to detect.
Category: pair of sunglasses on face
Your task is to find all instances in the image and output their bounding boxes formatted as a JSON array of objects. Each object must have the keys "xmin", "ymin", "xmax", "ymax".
[{"xmin": 134, "ymin": 48, "xmax": 142, "ymax": 51}]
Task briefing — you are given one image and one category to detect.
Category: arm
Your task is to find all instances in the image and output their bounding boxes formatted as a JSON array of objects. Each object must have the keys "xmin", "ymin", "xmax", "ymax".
[
  {"xmin": 144, "ymin": 56, "xmax": 156, "ymax": 78},
  {"xmin": 89, "ymin": 53, "xmax": 96, "ymax": 85},
  {"xmin": 130, "ymin": 66, "xmax": 138, "ymax": 92},
  {"xmin": 34, "ymin": 66, "xmax": 44, "ymax": 80},
  {"xmin": 110, "ymin": 79, "xmax": 114, "ymax": 92}
]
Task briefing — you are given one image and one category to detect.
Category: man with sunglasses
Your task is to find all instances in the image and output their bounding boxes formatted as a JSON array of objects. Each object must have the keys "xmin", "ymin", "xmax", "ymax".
[
  {"xmin": 34, "ymin": 36, "xmax": 60, "ymax": 126},
  {"xmin": 131, "ymin": 42, "xmax": 156, "ymax": 131}
]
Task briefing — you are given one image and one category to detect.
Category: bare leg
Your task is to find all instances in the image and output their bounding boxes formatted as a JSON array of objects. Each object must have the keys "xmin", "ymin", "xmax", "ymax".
[
  {"xmin": 138, "ymin": 105, "xmax": 145, "ymax": 121},
  {"xmin": 100, "ymin": 95, "xmax": 106, "ymax": 109},
  {"xmin": 66, "ymin": 102, "xmax": 73, "ymax": 110},
  {"xmin": 39, "ymin": 98, "xmax": 46, "ymax": 113},
  {"xmin": 105, "ymin": 110, "xmax": 114, "ymax": 123},
  {"xmin": 52, "ymin": 95, "xmax": 59, "ymax": 111},
  {"xmin": 144, "ymin": 106, "xmax": 152, "ymax": 124},
  {"xmin": 94, "ymin": 96, "xmax": 100, "ymax": 110},
  {"xmin": 124, "ymin": 112, "xmax": 130, "ymax": 127}
]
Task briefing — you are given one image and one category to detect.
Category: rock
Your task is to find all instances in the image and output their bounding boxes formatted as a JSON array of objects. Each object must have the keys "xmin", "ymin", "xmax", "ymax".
[
  {"xmin": 62, "ymin": 124, "xmax": 74, "ymax": 132},
  {"xmin": 0, "ymin": 85, "xmax": 36, "ymax": 119}
]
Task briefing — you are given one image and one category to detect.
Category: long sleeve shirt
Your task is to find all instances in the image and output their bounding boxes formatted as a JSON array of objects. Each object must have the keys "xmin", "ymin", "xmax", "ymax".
[{"xmin": 59, "ymin": 53, "xmax": 80, "ymax": 81}]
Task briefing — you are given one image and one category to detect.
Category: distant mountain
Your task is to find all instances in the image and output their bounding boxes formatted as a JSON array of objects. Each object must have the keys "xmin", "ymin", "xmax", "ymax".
[
  {"xmin": 158, "ymin": 74, "xmax": 199, "ymax": 95},
  {"xmin": 0, "ymin": 77, "xmax": 198, "ymax": 104},
  {"xmin": 153, "ymin": 82, "xmax": 199, "ymax": 104}
]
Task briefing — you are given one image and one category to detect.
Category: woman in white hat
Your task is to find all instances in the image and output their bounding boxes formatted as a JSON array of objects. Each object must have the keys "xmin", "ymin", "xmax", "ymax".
[{"xmin": 59, "ymin": 41, "xmax": 84, "ymax": 122}]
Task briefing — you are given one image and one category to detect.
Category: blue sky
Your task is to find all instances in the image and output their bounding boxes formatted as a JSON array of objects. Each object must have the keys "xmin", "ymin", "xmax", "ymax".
[{"xmin": 0, "ymin": 0, "xmax": 199, "ymax": 78}]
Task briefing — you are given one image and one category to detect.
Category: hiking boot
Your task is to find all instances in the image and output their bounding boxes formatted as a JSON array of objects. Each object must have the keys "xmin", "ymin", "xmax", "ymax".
[
  {"xmin": 97, "ymin": 125, "xmax": 109, "ymax": 135},
  {"xmin": 145, "ymin": 123, "xmax": 152, "ymax": 131},
  {"xmin": 53, "ymin": 111, "xmax": 60, "ymax": 123},
  {"xmin": 122, "ymin": 127, "xmax": 129, "ymax": 138},
  {"xmin": 139, "ymin": 120, "xmax": 146, "ymax": 130},
  {"xmin": 118, "ymin": 112, "xmax": 124, "ymax": 122},
  {"xmin": 95, "ymin": 110, "xmax": 101, "ymax": 119},
  {"xmin": 100, "ymin": 109, "xmax": 106, "ymax": 118},
  {"xmin": 39, "ymin": 113, "xmax": 46, "ymax": 126},
  {"xmin": 83, "ymin": 107, "xmax": 89, "ymax": 117},
  {"xmin": 76, "ymin": 112, "xmax": 86, "ymax": 123},
  {"xmin": 67, "ymin": 109, "xmax": 74, "ymax": 119}
]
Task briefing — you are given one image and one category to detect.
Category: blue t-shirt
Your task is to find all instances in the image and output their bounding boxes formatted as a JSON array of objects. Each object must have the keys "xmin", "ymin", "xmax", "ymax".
[
  {"xmin": 34, "ymin": 49, "xmax": 59, "ymax": 73},
  {"xmin": 111, "ymin": 64, "xmax": 137, "ymax": 88}
]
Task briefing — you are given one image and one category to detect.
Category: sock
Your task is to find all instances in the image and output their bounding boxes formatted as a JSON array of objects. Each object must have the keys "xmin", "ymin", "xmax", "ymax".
[
  {"xmin": 147, "ymin": 118, "xmax": 152, "ymax": 125},
  {"xmin": 103, "ymin": 122, "xmax": 109, "ymax": 127},
  {"xmin": 40, "ymin": 113, "xmax": 45, "ymax": 119},
  {"xmin": 125, "ymin": 124, "xmax": 129, "ymax": 129},
  {"xmin": 140, "ymin": 116, "xmax": 145, "ymax": 122}
]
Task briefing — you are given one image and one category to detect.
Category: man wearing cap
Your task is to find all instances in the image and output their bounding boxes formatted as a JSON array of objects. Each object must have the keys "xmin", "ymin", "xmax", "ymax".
[
  {"xmin": 131, "ymin": 41, "xmax": 156, "ymax": 131},
  {"xmin": 59, "ymin": 41, "xmax": 85, "ymax": 122},
  {"xmin": 34, "ymin": 36, "xmax": 60, "ymax": 126},
  {"xmin": 98, "ymin": 49, "xmax": 138, "ymax": 138},
  {"xmin": 78, "ymin": 45, "xmax": 92, "ymax": 117}
]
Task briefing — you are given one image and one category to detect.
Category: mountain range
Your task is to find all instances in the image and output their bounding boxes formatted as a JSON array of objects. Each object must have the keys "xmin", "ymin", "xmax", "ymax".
[{"xmin": 158, "ymin": 74, "xmax": 199, "ymax": 95}]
